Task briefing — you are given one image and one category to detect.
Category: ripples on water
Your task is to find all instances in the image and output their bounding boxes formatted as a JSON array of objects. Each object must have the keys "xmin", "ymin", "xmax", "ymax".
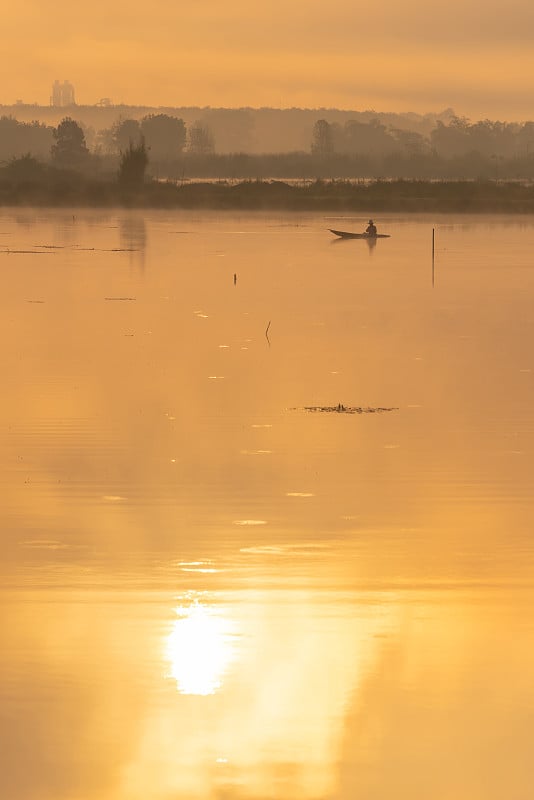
[{"xmin": 1, "ymin": 211, "xmax": 534, "ymax": 800}]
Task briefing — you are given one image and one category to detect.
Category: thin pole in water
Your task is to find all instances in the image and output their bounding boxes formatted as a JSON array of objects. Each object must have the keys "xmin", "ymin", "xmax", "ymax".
[{"xmin": 432, "ymin": 228, "xmax": 435, "ymax": 288}]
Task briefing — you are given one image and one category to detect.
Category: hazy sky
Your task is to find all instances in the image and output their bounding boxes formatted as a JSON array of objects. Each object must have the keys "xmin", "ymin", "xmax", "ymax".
[{"xmin": 5, "ymin": 0, "xmax": 534, "ymax": 118}]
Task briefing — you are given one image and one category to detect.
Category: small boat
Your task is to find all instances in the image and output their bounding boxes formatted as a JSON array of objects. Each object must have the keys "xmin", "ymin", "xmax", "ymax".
[{"xmin": 329, "ymin": 229, "xmax": 390, "ymax": 239}]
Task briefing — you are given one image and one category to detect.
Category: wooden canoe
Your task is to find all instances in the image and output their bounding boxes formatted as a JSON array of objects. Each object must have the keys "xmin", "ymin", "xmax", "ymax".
[{"xmin": 329, "ymin": 229, "xmax": 390, "ymax": 239}]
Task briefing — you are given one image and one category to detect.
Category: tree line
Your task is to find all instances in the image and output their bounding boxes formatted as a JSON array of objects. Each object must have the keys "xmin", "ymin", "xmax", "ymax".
[
  {"xmin": 311, "ymin": 116, "xmax": 534, "ymax": 159},
  {"xmin": 0, "ymin": 113, "xmax": 214, "ymax": 167},
  {"xmin": 4, "ymin": 112, "xmax": 534, "ymax": 180}
]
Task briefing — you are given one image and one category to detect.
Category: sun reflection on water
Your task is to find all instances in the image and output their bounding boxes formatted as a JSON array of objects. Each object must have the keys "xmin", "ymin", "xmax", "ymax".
[{"xmin": 164, "ymin": 601, "xmax": 237, "ymax": 696}]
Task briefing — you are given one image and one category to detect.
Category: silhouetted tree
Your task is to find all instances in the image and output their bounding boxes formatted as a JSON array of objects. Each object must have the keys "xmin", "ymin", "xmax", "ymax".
[
  {"xmin": 140, "ymin": 114, "xmax": 186, "ymax": 159},
  {"xmin": 430, "ymin": 116, "xmax": 471, "ymax": 157},
  {"xmin": 3, "ymin": 154, "xmax": 46, "ymax": 181},
  {"xmin": 51, "ymin": 117, "xmax": 89, "ymax": 169},
  {"xmin": 112, "ymin": 118, "xmax": 142, "ymax": 153},
  {"xmin": 390, "ymin": 128, "xmax": 427, "ymax": 156},
  {"xmin": 429, "ymin": 116, "xmax": 523, "ymax": 160},
  {"xmin": 311, "ymin": 119, "xmax": 334, "ymax": 156},
  {"xmin": 341, "ymin": 118, "xmax": 396, "ymax": 155},
  {"xmin": 0, "ymin": 116, "xmax": 53, "ymax": 160},
  {"xmin": 188, "ymin": 122, "xmax": 215, "ymax": 155},
  {"xmin": 80, "ymin": 123, "xmax": 97, "ymax": 151},
  {"xmin": 118, "ymin": 138, "xmax": 149, "ymax": 188},
  {"xmin": 469, "ymin": 119, "xmax": 518, "ymax": 158}
]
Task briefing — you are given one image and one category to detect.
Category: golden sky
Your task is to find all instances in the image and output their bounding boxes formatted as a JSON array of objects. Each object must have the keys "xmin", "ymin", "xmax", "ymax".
[{"xmin": 4, "ymin": 0, "xmax": 534, "ymax": 117}]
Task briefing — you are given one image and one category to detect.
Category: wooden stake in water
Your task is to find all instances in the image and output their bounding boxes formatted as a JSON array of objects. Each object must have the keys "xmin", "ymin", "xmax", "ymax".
[{"xmin": 432, "ymin": 228, "xmax": 435, "ymax": 287}]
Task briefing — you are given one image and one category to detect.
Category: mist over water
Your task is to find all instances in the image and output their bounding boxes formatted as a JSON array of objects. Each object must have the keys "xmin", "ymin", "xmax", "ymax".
[{"xmin": 1, "ymin": 210, "xmax": 534, "ymax": 800}]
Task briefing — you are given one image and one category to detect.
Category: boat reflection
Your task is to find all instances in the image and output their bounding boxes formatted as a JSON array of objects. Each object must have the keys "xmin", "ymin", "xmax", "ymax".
[{"xmin": 330, "ymin": 235, "xmax": 377, "ymax": 252}]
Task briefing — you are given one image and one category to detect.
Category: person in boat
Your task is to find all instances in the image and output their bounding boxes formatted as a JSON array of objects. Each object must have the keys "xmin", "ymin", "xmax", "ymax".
[{"xmin": 365, "ymin": 219, "xmax": 377, "ymax": 236}]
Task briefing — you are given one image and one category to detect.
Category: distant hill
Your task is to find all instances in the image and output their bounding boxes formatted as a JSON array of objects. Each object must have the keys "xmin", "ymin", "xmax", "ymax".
[{"xmin": 0, "ymin": 104, "xmax": 455, "ymax": 154}]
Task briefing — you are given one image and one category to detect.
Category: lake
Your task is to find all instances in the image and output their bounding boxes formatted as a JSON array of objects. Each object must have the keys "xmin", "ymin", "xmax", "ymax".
[{"xmin": 1, "ymin": 210, "xmax": 534, "ymax": 800}]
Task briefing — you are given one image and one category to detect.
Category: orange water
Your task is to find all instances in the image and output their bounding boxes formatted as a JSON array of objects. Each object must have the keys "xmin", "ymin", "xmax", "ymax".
[{"xmin": 1, "ymin": 210, "xmax": 533, "ymax": 800}]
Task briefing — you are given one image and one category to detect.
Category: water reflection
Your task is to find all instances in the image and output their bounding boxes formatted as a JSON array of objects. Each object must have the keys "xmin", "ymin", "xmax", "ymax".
[
  {"xmin": 119, "ymin": 214, "xmax": 147, "ymax": 270},
  {"xmin": 3, "ymin": 587, "xmax": 534, "ymax": 800},
  {"xmin": 2, "ymin": 211, "xmax": 534, "ymax": 799},
  {"xmin": 5, "ymin": 210, "xmax": 148, "ymax": 260},
  {"xmin": 125, "ymin": 589, "xmax": 396, "ymax": 800},
  {"xmin": 330, "ymin": 235, "xmax": 377, "ymax": 253},
  {"xmin": 164, "ymin": 601, "xmax": 237, "ymax": 695}
]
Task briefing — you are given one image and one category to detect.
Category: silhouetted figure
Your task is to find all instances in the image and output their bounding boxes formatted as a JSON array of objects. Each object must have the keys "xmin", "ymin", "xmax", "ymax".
[{"xmin": 365, "ymin": 219, "xmax": 377, "ymax": 236}]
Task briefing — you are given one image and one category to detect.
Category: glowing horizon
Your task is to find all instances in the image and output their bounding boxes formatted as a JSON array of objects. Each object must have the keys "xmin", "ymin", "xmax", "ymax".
[{"xmin": 3, "ymin": 0, "xmax": 534, "ymax": 121}]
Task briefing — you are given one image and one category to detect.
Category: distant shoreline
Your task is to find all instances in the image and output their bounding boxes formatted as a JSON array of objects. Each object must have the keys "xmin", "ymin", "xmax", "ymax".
[{"xmin": 2, "ymin": 178, "xmax": 534, "ymax": 213}]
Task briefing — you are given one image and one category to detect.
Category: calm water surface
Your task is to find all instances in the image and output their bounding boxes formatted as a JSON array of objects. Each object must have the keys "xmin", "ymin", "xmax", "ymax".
[{"xmin": 1, "ymin": 210, "xmax": 534, "ymax": 799}]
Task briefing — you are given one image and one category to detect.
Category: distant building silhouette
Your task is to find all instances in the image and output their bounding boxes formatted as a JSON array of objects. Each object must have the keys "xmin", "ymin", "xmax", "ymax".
[{"xmin": 50, "ymin": 80, "xmax": 76, "ymax": 107}]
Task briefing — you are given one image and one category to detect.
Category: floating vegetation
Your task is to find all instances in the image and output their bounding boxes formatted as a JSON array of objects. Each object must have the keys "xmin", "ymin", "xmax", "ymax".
[
  {"xmin": 0, "ymin": 249, "xmax": 54, "ymax": 254},
  {"xmin": 70, "ymin": 247, "xmax": 138, "ymax": 252},
  {"xmin": 294, "ymin": 404, "xmax": 398, "ymax": 415}
]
